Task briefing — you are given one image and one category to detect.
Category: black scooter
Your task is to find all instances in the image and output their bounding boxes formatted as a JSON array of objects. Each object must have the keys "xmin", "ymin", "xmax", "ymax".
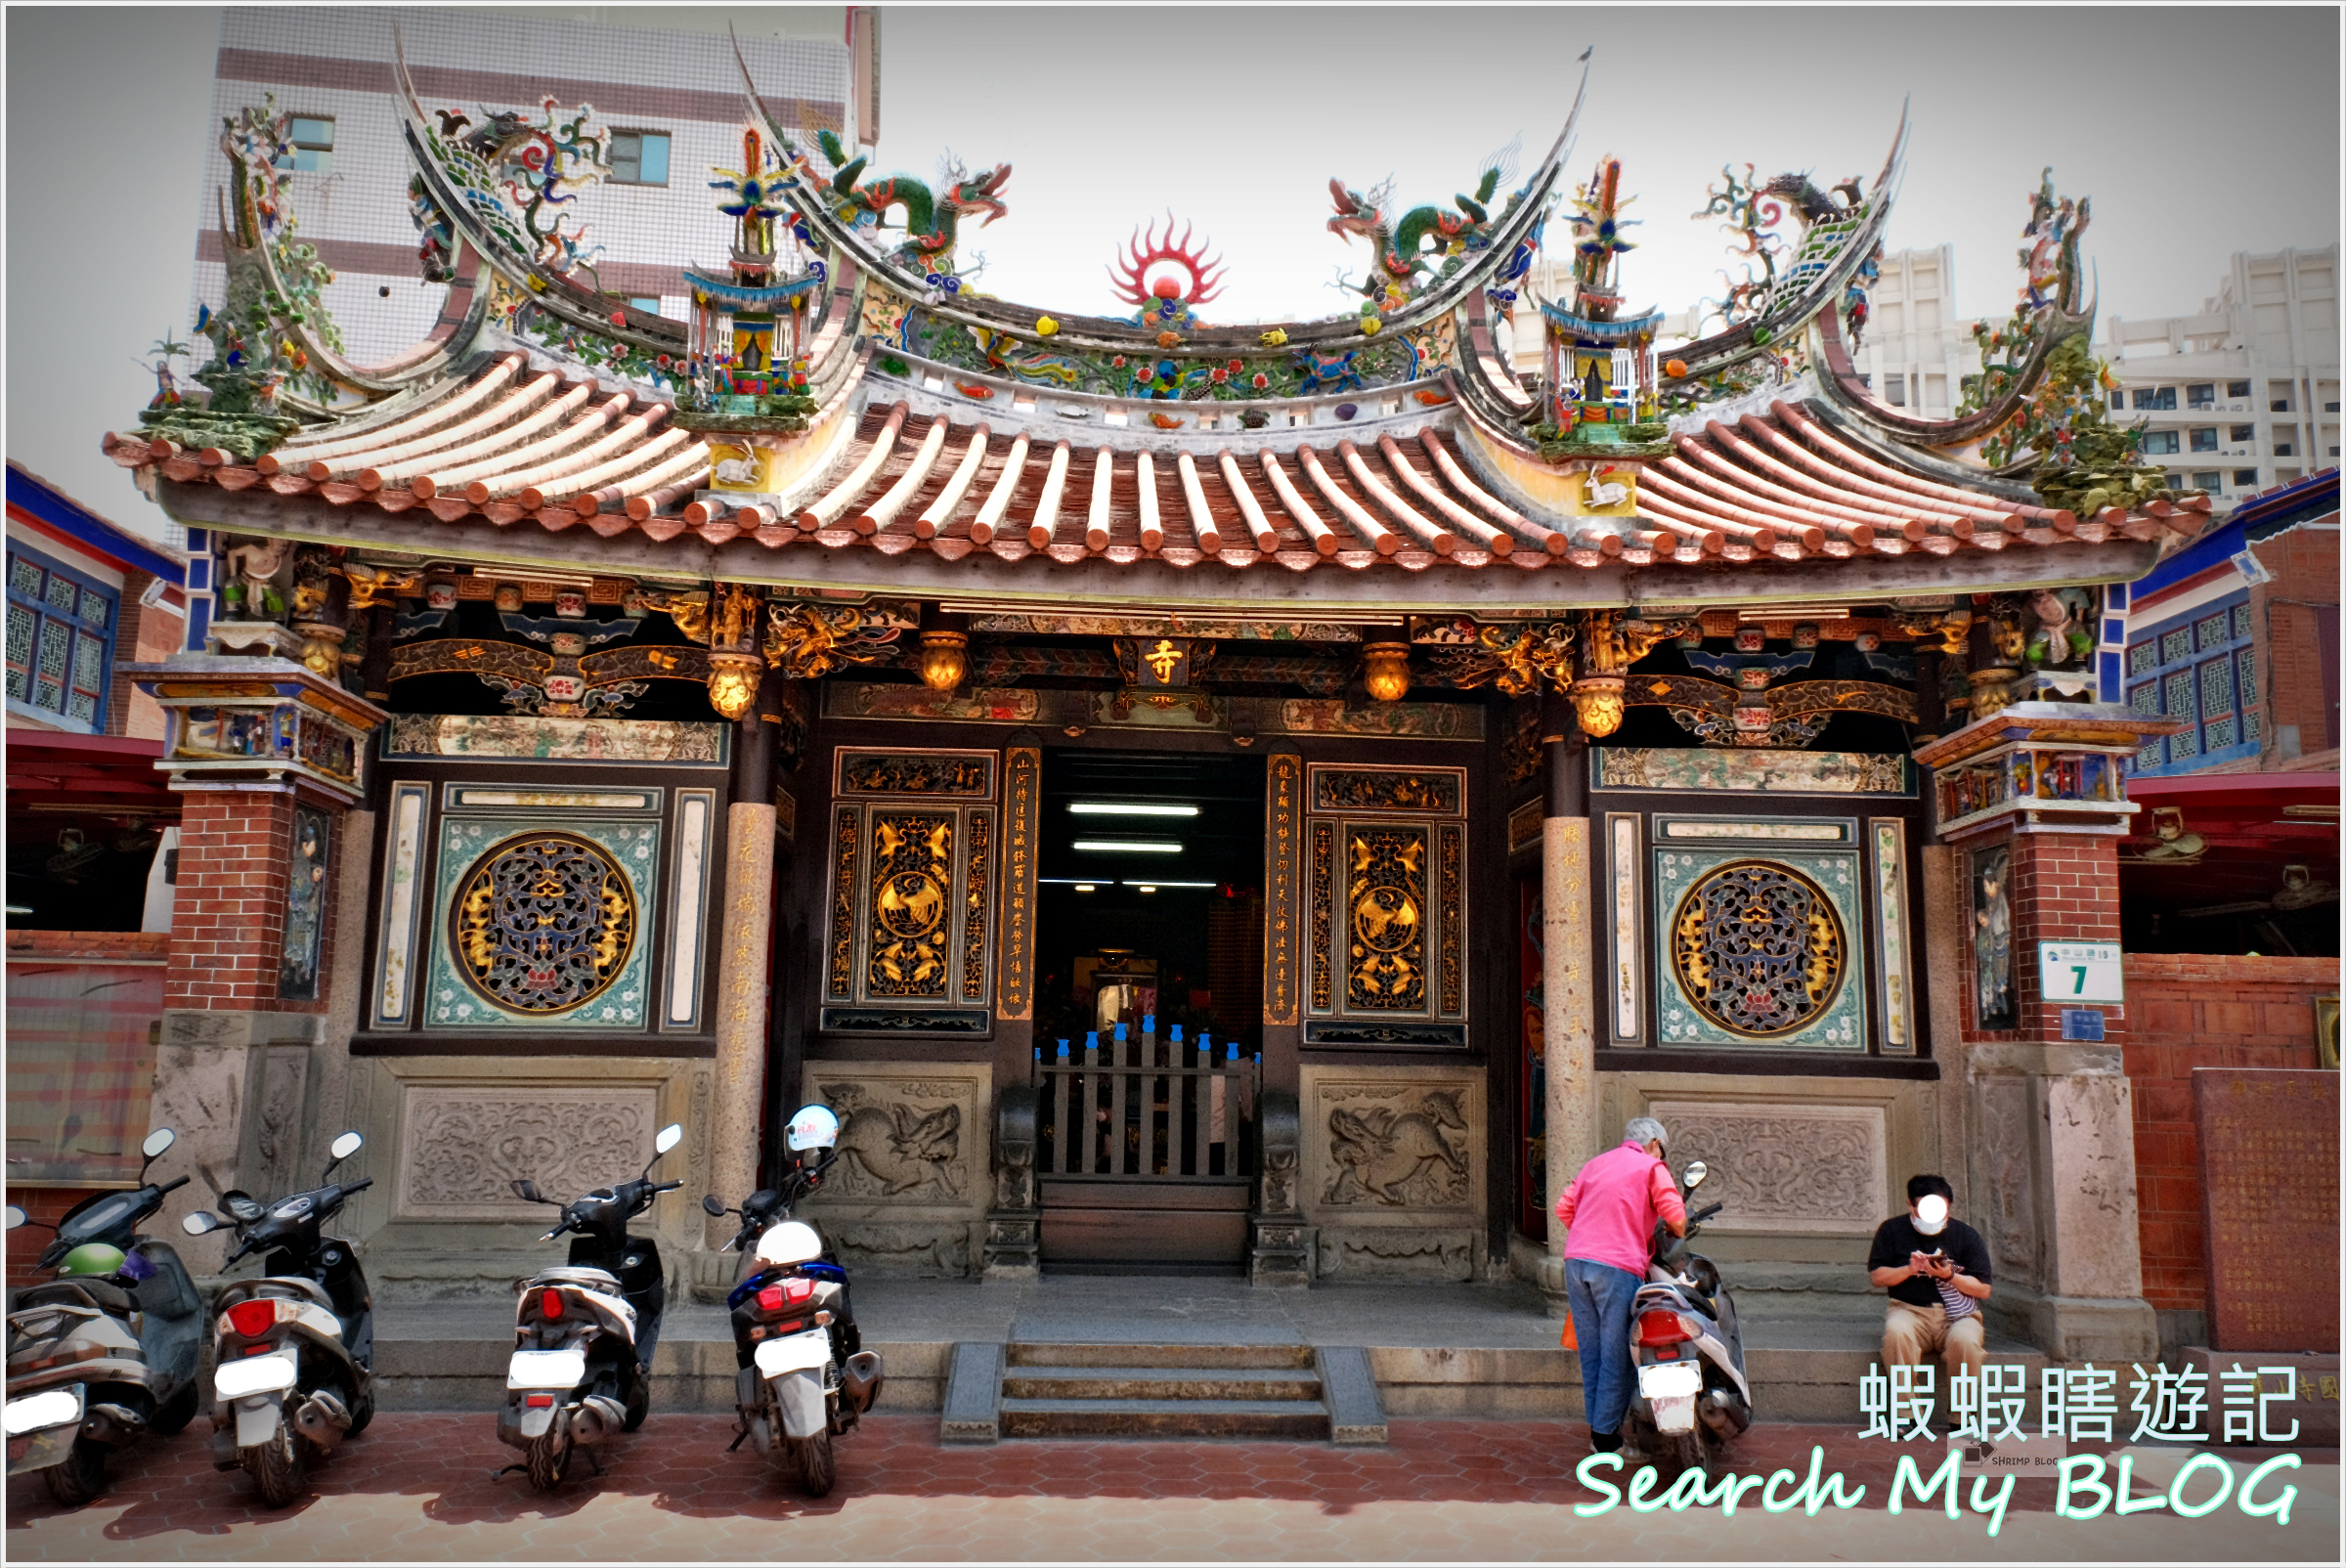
[
  {"xmin": 705, "ymin": 1103, "xmax": 882, "ymax": 1499},
  {"xmin": 180, "ymin": 1130, "xmax": 377, "ymax": 1507},
  {"xmin": 4, "ymin": 1128, "xmax": 205, "ymax": 1505},
  {"xmin": 497, "ymin": 1121, "xmax": 683, "ymax": 1490},
  {"xmin": 1622, "ymin": 1159, "xmax": 1751, "ymax": 1472}
]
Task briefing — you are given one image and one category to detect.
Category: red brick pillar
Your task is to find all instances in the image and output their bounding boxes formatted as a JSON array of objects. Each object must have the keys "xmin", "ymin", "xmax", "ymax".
[
  {"xmin": 128, "ymin": 658, "xmax": 384, "ymax": 1266},
  {"xmin": 1917, "ymin": 706, "xmax": 2184, "ymax": 1362}
]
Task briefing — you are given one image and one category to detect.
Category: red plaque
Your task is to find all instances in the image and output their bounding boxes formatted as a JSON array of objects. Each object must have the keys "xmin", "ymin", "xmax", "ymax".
[{"xmin": 2194, "ymin": 1068, "xmax": 2340, "ymax": 1352}]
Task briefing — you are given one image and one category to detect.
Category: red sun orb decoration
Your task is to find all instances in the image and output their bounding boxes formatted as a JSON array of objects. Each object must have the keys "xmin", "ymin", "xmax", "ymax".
[{"xmin": 1108, "ymin": 215, "xmax": 1229, "ymax": 308}]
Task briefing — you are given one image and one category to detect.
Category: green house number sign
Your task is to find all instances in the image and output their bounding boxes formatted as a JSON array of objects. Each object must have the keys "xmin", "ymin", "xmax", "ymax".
[{"xmin": 2037, "ymin": 940, "xmax": 2123, "ymax": 1005}]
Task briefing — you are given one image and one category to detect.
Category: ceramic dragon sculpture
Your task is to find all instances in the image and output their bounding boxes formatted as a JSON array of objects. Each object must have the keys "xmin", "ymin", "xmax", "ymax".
[
  {"xmin": 809, "ymin": 129, "xmax": 1010, "ymax": 275},
  {"xmin": 1326, "ymin": 139, "xmax": 1522, "ymax": 303}
]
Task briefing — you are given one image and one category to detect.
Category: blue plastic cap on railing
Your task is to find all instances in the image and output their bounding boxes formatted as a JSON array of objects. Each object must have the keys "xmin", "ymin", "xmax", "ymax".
[
  {"xmin": 1143, "ymin": 1014, "xmax": 1155, "ymax": 1035},
  {"xmin": 1057, "ymin": 1039, "xmax": 1070, "ymax": 1059},
  {"xmin": 1169, "ymin": 1024, "xmax": 1184, "ymax": 1044},
  {"xmin": 1113, "ymin": 1022, "xmax": 1128, "ymax": 1043},
  {"xmin": 1085, "ymin": 1031, "xmax": 1099, "ymax": 1050},
  {"xmin": 1227, "ymin": 1041, "xmax": 1239, "ymax": 1061}
]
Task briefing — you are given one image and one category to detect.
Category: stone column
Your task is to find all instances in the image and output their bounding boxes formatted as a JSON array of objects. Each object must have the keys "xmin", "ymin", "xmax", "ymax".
[
  {"xmin": 1915, "ymin": 702, "xmax": 2180, "ymax": 1361},
  {"xmin": 706, "ymin": 703, "xmax": 777, "ymax": 1249},
  {"xmin": 125, "ymin": 658, "xmax": 384, "ymax": 1271},
  {"xmin": 1538, "ymin": 698, "xmax": 1595, "ymax": 1314},
  {"xmin": 307, "ymin": 805, "xmax": 375, "ymax": 1176}
]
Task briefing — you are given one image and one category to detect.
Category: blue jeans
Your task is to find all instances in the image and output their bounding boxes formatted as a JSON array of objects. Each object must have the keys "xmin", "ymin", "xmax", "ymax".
[{"xmin": 1567, "ymin": 1256, "xmax": 1644, "ymax": 1435}]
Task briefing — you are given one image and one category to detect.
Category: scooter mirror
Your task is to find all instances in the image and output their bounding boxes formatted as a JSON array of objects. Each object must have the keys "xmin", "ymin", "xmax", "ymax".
[
  {"xmin": 142, "ymin": 1128, "xmax": 177, "ymax": 1160},
  {"xmin": 510, "ymin": 1178, "xmax": 543, "ymax": 1204},
  {"xmin": 701, "ymin": 1194, "xmax": 727, "ymax": 1217},
  {"xmin": 330, "ymin": 1131, "xmax": 364, "ymax": 1161},
  {"xmin": 785, "ymin": 1104, "xmax": 842, "ymax": 1153},
  {"xmin": 181, "ymin": 1210, "xmax": 223, "ymax": 1236},
  {"xmin": 654, "ymin": 1122, "xmax": 683, "ymax": 1157},
  {"xmin": 3, "ymin": 1205, "xmax": 24, "ymax": 1231},
  {"xmin": 1683, "ymin": 1160, "xmax": 1709, "ymax": 1190},
  {"xmin": 222, "ymin": 1191, "xmax": 264, "ymax": 1222}
]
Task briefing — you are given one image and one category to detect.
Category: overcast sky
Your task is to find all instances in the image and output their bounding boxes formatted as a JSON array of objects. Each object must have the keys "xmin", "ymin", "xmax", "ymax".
[{"xmin": 8, "ymin": 5, "xmax": 2338, "ymax": 541}]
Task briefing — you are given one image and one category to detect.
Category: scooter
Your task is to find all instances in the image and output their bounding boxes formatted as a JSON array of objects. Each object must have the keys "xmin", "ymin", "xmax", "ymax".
[
  {"xmin": 497, "ymin": 1121, "xmax": 683, "ymax": 1490},
  {"xmin": 179, "ymin": 1130, "xmax": 376, "ymax": 1507},
  {"xmin": 1622, "ymin": 1159, "xmax": 1752, "ymax": 1473},
  {"xmin": 4, "ymin": 1128, "xmax": 205, "ymax": 1505},
  {"xmin": 704, "ymin": 1102, "xmax": 883, "ymax": 1499}
]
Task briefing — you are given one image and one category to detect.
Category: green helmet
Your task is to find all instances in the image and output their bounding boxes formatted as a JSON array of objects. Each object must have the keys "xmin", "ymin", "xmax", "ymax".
[{"xmin": 57, "ymin": 1242, "xmax": 126, "ymax": 1279}]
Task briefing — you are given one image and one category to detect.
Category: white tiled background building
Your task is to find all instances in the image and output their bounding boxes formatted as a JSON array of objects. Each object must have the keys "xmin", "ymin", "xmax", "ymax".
[{"xmin": 191, "ymin": 7, "xmax": 858, "ymax": 366}]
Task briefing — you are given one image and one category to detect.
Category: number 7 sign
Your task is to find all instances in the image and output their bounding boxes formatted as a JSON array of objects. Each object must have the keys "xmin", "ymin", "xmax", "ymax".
[{"xmin": 2037, "ymin": 941, "xmax": 2124, "ymax": 1004}]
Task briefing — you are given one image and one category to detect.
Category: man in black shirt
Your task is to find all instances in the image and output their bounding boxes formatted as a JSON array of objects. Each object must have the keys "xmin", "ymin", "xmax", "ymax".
[{"xmin": 1867, "ymin": 1174, "xmax": 1992, "ymax": 1406}]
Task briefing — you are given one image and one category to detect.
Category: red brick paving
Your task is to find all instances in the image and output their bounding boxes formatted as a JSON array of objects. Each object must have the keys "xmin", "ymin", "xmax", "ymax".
[{"xmin": 6, "ymin": 1414, "xmax": 2331, "ymax": 1560}]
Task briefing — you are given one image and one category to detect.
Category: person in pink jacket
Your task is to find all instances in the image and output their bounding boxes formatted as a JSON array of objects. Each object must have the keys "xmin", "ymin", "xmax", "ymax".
[{"xmin": 1555, "ymin": 1115, "xmax": 1686, "ymax": 1453}]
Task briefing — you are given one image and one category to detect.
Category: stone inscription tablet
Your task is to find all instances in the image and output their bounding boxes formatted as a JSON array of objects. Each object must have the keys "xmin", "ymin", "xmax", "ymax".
[{"xmin": 2194, "ymin": 1067, "xmax": 2339, "ymax": 1352}]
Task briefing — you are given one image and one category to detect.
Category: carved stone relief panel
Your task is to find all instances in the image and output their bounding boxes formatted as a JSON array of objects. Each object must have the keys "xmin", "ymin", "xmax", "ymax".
[
  {"xmin": 1643, "ymin": 1100, "xmax": 1889, "ymax": 1235},
  {"xmin": 1300, "ymin": 1067, "xmax": 1485, "ymax": 1225},
  {"xmin": 797, "ymin": 1062, "xmax": 992, "ymax": 1277},
  {"xmin": 1315, "ymin": 1225, "xmax": 1477, "ymax": 1283},
  {"xmin": 396, "ymin": 1085, "xmax": 656, "ymax": 1220},
  {"xmin": 1974, "ymin": 1072, "xmax": 2038, "ymax": 1286},
  {"xmin": 248, "ymin": 1046, "xmax": 312, "ymax": 1199}
]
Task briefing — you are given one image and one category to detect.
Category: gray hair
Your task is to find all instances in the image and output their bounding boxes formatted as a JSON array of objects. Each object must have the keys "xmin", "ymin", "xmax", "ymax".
[{"xmin": 1624, "ymin": 1115, "xmax": 1669, "ymax": 1152}]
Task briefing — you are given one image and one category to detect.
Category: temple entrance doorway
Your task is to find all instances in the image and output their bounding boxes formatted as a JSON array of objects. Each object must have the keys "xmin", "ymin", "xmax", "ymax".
[{"xmin": 1030, "ymin": 749, "xmax": 1264, "ymax": 1271}]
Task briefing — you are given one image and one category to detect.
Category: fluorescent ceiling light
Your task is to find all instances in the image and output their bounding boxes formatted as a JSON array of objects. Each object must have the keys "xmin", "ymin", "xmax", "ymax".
[
  {"xmin": 1124, "ymin": 880, "xmax": 1216, "ymax": 888},
  {"xmin": 1075, "ymin": 884, "xmax": 1096, "ymax": 893},
  {"xmin": 1136, "ymin": 886, "xmax": 1156, "ymax": 893},
  {"xmin": 1068, "ymin": 803, "xmax": 1198, "ymax": 817},
  {"xmin": 1073, "ymin": 840, "xmax": 1182, "ymax": 854}
]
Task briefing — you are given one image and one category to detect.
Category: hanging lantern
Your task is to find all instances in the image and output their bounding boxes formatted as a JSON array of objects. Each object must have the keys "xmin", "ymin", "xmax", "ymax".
[
  {"xmin": 916, "ymin": 630, "xmax": 969, "ymax": 693},
  {"xmin": 706, "ymin": 650, "xmax": 763, "ymax": 720},
  {"xmin": 1361, "ymin": 641, "xmax": 1412, "ymax": 704},
  {"xmin": 1569, "ymin": 674, "xmax": 1627, "ymax": 737}
]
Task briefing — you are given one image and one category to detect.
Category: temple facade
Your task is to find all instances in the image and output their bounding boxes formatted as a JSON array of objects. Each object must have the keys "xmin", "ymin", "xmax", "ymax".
[{"xmin": 107, "ymin": 41, "xmax": 2203, "ymax": 1357}]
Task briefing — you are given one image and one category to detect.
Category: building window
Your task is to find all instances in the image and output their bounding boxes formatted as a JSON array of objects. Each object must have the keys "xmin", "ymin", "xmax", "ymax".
[
  {"xmin": 2227, "ymin": 380, "xmax": 2251, "ymax": 397},
  {"xmin": 2160, "ymin": 629, "xmax": 2192, "ymax": 664},
  {"xmin": 626, "ymin": 296, "xmax": 661, "ymax": 316},
  {"xmin": 2192, "ymin": 471, "xmax": 2222, "ymax": 492},
  {"xmin": 2141, "ymin": 430, "xmax": 2181, "ymax": 456},
  {"xmin": 609, "ymin": 130, "xmax": 671, "ymax": 186},
  {"xmin": 2274, "ymin": 443, "xmax": 2294, "ymax": 457},
  {"xmin": 2231, "ymin": 424, "xmax": 2256, "ymax": 442},
  {"xmin": 2204, "ymin": 715, "xmax": 2236, "ymax": 750},
  {"xmin": 2200, "ymin": 658, "xmax": 2235, "ymax": 715},
  {"xmin": 2188, "ymin": 383, "xmax": 2215, "ymax": 408},
  {"xmin": 2327, "ymin": 401, "xmax": 2341, "ymax": 413},
  {"xmin": 2128, "ymin": 639, "xmax": 2157, "ymax": 675},
  {"xmin": 2271, "ymin": 399, "xmax": 2292, "ymax": 413},
  {"xmin": 273, "ymin": 115, "xmax": 334, "ymax": 175},
  {"xmin": 5, "ymin": 546, "xmax": 117, "ymax": 730},
  {"xmin": 1883, "ymin": 374, "xmax": 1906, "ymax": 407},
  {"xmin": 2129, "ymin": 679, "xmax": 2158, "ymax": 717},
  {"xmin": 2234, "ymin": 467, "xmax": 2260, "ymax": 487},
  {"xmin": 2137, "ymin": 386, "xmax": 2177, "ymax": 411},
  {"xmin": 2189, "ymin": 427, "xmax": 2219, "ymax": 452},
  {"xmin": 2195, "ymin": 611, "xmax": 2230, "ymax": 650}
]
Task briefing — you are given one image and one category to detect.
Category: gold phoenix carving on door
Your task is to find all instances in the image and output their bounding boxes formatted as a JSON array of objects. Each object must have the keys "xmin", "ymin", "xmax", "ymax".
[
  {"xmin": 1346, "ymin": 827, "xmax": 1428, "ymax": 1011},
  {"xmin": 868, "ymin": 814, "xmax": 953, "ymax": 998}
]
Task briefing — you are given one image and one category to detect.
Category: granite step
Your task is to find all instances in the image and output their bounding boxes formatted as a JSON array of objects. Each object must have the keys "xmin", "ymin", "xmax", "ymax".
[
  {"xmin": 1000, "ymin": 1395, "xmax": 1332, "ymax": 1441},
  {"xmin": 1002, "ymin": 1365, "xmax": 1324, "ymax": 1403},
  {"xmin": 1007, "ymin": 1341, "xmax": 1316, "ymax": 1372}
]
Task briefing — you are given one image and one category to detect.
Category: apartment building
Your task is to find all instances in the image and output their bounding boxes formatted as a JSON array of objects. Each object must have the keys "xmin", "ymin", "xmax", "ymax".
[
  {"xmin": 191, "ymin": 7, "xmax": 860, "ymax": 365},
  {"xmin": 2100, "ymin": 246, "xmax": 2340, "ymax": 503}
]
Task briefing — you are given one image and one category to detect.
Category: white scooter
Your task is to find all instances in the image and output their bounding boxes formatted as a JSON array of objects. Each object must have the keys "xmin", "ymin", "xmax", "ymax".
[{"xmin": 1622, "ymin": 1159, "xmax": 1752, "ymax": 1473}]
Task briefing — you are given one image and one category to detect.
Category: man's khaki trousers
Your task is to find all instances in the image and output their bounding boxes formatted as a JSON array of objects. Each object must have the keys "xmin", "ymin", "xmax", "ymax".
[{"xmin": 1882, "ymin": 1297, "xmax": 1986, "ymax": 1388}]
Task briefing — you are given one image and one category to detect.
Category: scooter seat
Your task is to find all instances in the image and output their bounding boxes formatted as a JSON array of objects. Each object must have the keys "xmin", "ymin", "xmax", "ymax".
[
  {"xmin": 532, "ymin": 1266, "xmax": 623, "ymax": 1294},
  {"xmin": 12, "ymin": 1279, "xmax": 134, "ymax": 1317}
]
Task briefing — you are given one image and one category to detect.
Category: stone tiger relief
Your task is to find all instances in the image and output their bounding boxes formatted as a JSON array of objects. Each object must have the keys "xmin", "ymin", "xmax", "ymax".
[
  {"xmin": 819, "ymin": 1082, "xmax": 965, "ymax": 1200},
  {"xmin": 1323, "ymin": 1089, "xmax": 1469, "ymax": 1206}
]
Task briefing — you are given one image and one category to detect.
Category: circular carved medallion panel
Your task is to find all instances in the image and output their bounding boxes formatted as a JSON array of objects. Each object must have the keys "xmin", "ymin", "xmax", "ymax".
[
  {"xmin": 1668, "ymin": 859, "xmax": 1846, "ymax": 1038},
  {"xmin": 451, "ymin": 832, "xmax": 636, "ymax": 1014}
]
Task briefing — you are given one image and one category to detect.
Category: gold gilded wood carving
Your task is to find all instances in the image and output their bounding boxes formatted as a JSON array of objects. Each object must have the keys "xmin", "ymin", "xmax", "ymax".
[
  {"xmin": 963, "ymin": 810, "xmax": 991, "ymax": 1003},
  {"xmin": 1311, "ymin": 767, "xmax": 1464, "ymax": 815},
  {"xmin": 839, "ymin": 751, "xmax": 993, "ymax": 798},
  {"xmin": 1265, "ymin": 755, "xmax": 1300, "ymax": 1025},
  {"xmin": 1438, "ymin": 824, "xmax": 1463, "ymax": 1017},
  {"xmin": 997, "ymin": 748, "xmax": 1040, "ymax": 1020},
  {"xmin": 827, "ymin": 807, "xmax": 857, "ymax": 999},
  {"xmin": 1669, "ymin": 859, "xmax": 1847, "ymax": 1037},
  {"xmin": 1309, "ymin": 820, "xmax": 1335, "ymax": 1014},
  {"xmin": 1346, "ymin": 827, "xmax": 1429, "ymax": 1012},
  {"xmin": 866, "ymin": 813, "xmax": 954, "ymax": 998}
]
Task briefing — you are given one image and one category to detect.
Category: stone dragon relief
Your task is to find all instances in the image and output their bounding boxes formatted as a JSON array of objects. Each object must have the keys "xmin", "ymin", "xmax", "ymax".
[
  {"xmin": 813, "ymin": 1079, "xmax": 970, "ymax": 1201},
  {"xmin": 397, "ymin": 1087, "xmax": 655, "ymax": 1218},
  {"xmin": 1323, "ymin": 1084, "xmax": 1463, "ymax": 1211}
]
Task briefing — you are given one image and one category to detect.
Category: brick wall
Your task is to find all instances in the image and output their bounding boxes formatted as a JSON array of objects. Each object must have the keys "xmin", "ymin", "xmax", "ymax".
[
  {"xmin": 5, "ymin": 930, "xmax": 169, "ymax": 963},
  {"xmin": 2250, "ymin": 523, "xmax": 2341, "ymax": 762},
  {"xmin": 1957, "ymin": 828, "xmax": 2126, "ymax": 1041},
  {"xmin": 164, "ymin": 789, "xmax": 338, "ymax": 1015},
  {"xmin": 2123, "ymin": 951, "xmax": 2336, "ymax": 1312}
]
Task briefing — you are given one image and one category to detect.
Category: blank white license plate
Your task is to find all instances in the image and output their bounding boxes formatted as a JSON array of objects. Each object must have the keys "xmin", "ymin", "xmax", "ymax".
[{"xmin": 1638, "ymin": 1361, "xmax": 1702, "ymax": 1400}]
